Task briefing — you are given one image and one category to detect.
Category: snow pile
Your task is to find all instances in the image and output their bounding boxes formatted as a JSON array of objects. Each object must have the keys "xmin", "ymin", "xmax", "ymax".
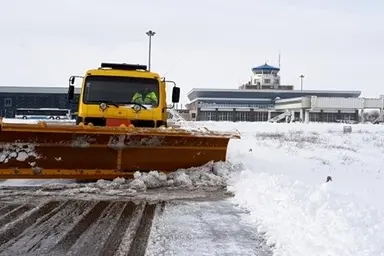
[
  {"xmin": 192, "ymin": 121, "xmax": 384, "ymax": 256},
  {"xmin": 167, "ymin": 113, "xmax": 238, "ymax": 136},
  {"xmin": 107, "ymin": 161, "xmax": 233, "ymax": 192},
  {"xmin": 2, "ymin": 161, "xmax": 236, "ymax": 199},
  {"xmin": 166, "ymin": 161, "xmax": 235, "ymax": 188}
]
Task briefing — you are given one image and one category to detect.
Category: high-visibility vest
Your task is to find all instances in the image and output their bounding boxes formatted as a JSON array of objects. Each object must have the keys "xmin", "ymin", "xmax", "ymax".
[{"xmin": 132, "ymin": 92, "xmax": 158, "ymax": 104}]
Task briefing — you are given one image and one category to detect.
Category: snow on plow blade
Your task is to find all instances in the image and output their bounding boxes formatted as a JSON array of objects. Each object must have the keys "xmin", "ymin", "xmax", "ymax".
[{"xmin": 0, "ymin": 120, "xmax": 239, "ymax": 179}]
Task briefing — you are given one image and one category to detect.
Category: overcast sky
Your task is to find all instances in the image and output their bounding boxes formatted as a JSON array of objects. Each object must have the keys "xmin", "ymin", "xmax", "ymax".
[{"xmin": 1, "ymin": 0, "xmax": 383, "ymax": 104}]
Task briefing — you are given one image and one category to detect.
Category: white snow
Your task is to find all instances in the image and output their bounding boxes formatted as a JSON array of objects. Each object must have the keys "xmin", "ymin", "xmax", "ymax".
[
  {"xmin": 192, "ymin": 121, "xmax": 384, "ymax": 256},
  {"xmin": 0, "ymin": 143, "xmax": 40, "ymax": 163},
  {"xmin": 145, "ymin": 200, "xmax": 272, "ymax": 256},
  {"xmin": 0, "ymin": 162, "xmax": 233, "ymax": 203},
  {"xmin": 2, "ymin": 118, "xmax": 384, "ymax": 255}
]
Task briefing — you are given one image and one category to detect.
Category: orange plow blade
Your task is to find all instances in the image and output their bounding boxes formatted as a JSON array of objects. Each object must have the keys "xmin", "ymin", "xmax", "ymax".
[{"xmin": 0, "ymin": 120, "xmax": 239, "ymax": 180}]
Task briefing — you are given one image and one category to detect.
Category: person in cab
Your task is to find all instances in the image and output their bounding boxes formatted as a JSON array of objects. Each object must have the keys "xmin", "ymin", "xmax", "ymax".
[{"xmin": 131, "ymin": 88, "xmax": 158, "ymax": 106}]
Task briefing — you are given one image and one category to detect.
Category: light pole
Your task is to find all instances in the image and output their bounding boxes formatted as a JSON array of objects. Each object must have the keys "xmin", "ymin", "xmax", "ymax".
[
  {"xmin": 299, "ymin": 75, "xmax": 305, "ymax": 91},
  {"xmin": 146, "ymin": 30, "xmax": 156, "ymax": 71}
]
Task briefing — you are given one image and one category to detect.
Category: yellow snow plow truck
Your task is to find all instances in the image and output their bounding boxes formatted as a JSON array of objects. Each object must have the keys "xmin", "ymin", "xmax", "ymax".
[{"xmin": 0, "ymin": 62, "xmax": 239, "ymax": 180}]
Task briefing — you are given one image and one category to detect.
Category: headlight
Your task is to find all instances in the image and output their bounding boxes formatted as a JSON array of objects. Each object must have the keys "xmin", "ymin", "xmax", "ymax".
[
  {"xmin": 133, "ymin": 104, "xmax": 141, "ymax": 112},
  {"xmin": 99, "ymin": 102, "xmax": 107, "ymax": 110}
]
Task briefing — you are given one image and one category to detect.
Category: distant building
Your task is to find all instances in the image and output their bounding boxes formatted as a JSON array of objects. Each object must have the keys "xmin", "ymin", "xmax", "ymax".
[
  {"xmin": 0, "ymin": 86, "xmax": 80, "ymax": 118},
  {"xmin": 186, "ymin": 63, "xmax": 383, "ymax": 123},
  {"xmin": 186, "ymin": 88, "xmax": 362, "ymax": 122}
]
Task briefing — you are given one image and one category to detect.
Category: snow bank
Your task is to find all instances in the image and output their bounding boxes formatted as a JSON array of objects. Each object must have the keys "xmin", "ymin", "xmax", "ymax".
[
  {"xmin": 187, "ymin": 121, "xmax": 384, "ymax": 256},
  {"xmin": 1, "ymin": 161, "xmax": 235, "ymax": 200},
  {"xmin": 231, "ymin": 170, "xmax": 384, "ymax": 255}
]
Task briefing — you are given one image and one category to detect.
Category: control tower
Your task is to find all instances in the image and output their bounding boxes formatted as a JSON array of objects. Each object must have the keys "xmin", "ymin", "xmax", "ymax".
[
  {"xmin": 239, "ymin": 63, "xmax": 293, "ymax": 90},
  {"xmin": 251, "ymin": 63, "xmax": 280, "ymax": 88}
]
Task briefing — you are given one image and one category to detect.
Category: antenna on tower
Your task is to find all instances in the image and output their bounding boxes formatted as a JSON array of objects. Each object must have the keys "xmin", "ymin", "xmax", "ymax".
[{"xmin": 278, "ymin": 51, "xmax": 281, "ymax": 69}]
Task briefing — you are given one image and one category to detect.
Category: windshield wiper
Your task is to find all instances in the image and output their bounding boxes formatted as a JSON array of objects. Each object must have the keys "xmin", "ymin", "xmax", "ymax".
[
  {"xmin": 93, "ymin": 100, "xmax": 149, "ymax": 110},
  {"xmin": 122, "ymin": 102, "xmax": 148, "ymax": 110}
]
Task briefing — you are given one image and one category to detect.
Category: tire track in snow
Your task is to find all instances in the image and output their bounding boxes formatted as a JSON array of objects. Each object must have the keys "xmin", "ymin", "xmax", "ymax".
[
  {"xmin": 0, "ymin": 199, "xmax": 158, "ymax": 256},
  {"xmin": 127, "ymin": 203, "xmax": 156, "ymax": 256},
  {"xmin": 0, "ymin": 201, "xmax": 60, "ymax": 247},
  {"xmin": 0, "ymin": 205, "xmax": 33, "ymax": 228},
  {"xmin": 3, "ymin": 200, "xmax": 93, "ymax": 255},
  {"xmin": 49, "ymin": 201, "xmax": 110, "ymax": 255},
  {"xmin": 0, "ymin": 195, "xmax": 272, "ymax": 256},
  {"xmin": 0, "ymin": 204, "xmax": 21, "ymax": 218},
  {"xmin": 65, "ymin": 201, "xmax": 127, "ymax": 256},
  {"xmin": 99, "ymin": 202, "xmax": 140, "ymax": 256}
]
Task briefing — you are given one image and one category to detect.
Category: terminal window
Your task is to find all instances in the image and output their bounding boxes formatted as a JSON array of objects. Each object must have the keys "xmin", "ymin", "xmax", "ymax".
[{"xmin": 4, "ymin": 98, "xmax": 12, "ymax": 107}]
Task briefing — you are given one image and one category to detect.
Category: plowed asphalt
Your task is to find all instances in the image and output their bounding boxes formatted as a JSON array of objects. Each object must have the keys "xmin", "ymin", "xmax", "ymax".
[{"xmin": 0, "ymin": 187, "xmax": 273, "ymax": 256}]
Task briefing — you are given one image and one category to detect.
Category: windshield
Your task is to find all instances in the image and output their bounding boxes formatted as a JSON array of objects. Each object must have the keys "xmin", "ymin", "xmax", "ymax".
[{"xmin": 83, "ymin": 75, "xmax": 160, "ymax": 107}]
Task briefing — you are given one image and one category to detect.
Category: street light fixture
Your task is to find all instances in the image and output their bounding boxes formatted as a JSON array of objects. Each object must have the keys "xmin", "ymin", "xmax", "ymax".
[
  {"xmin": 146, "ymin": 30, "xmax": 156, "ymax": 71},
  {"xmin": 299, "ymin": 75, "xmax": 305, "ymax": 91}
]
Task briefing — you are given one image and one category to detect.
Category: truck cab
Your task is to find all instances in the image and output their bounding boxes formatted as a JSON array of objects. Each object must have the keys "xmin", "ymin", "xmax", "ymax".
[{"xmin": 67, "ymin": 63, "xmax": 180, "ymax": 128}]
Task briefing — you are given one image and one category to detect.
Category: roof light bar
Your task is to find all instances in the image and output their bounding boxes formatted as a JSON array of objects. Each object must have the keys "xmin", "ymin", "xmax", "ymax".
[{"xmin": 100, "ymin": 63, "xmax": 148, "ymax": 71}]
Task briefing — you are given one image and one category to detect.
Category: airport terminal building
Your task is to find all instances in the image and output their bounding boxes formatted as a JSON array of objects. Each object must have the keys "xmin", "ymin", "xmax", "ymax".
[
  {"xmin": 186, "ymin": 64, "xmax": 384, "ymax": 123},
  {"xmin": 186, "ymin": 88, "xmax": 365, "ymax": 122}
]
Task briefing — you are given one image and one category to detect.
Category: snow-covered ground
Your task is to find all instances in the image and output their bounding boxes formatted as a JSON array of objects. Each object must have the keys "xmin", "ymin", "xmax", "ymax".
[
  {"xmin": 1, "ymin": 119, "xmax": 384, "ymax": 255},
  {"xmin": 197, "ymin": 121, "xmax": 384, "ymax": 256}
]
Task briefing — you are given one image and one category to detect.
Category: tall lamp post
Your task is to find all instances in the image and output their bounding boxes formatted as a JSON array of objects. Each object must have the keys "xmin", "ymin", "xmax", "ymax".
[
  {"xmin": 146, "ymin": 30, "xmax": 156, "ymax": 71},
  {"xmin": 299, "ymin": 75, "xmax": 305, "ymax": 91}
]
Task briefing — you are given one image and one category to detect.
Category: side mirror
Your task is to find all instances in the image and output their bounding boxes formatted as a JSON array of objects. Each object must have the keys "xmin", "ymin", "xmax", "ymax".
[
  {"xmin": 68, "ymin": 75, "xmax": 84, "ymax": 102},
  {"xmin": 68, "ymin": 85, "xmax": 75, "ymax": 101},
  {"xmin": 172, "ymin": 86, "xmax": 180, "ymax": 103},
  {"xmin": 69, "ymin": 76, "xmax": 76, "ymax": 85}
]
